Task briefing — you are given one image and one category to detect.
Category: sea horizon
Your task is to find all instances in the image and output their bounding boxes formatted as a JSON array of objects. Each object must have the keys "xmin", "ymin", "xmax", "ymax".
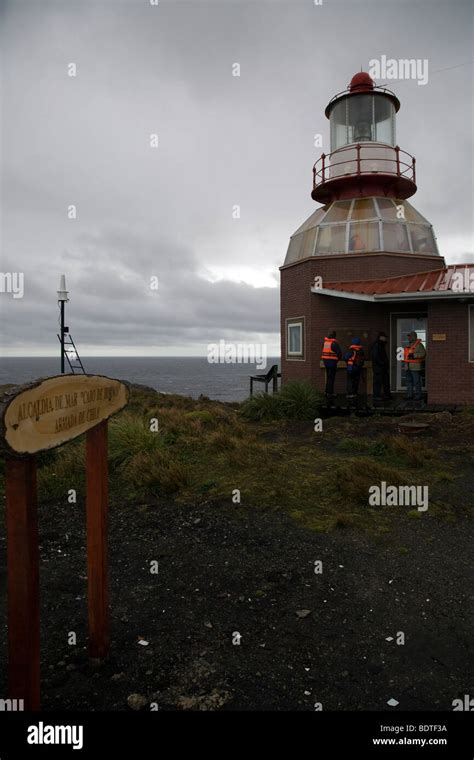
[{"xmin": 0, "ymin": 356, "xmax": 281, "ymax": 402}]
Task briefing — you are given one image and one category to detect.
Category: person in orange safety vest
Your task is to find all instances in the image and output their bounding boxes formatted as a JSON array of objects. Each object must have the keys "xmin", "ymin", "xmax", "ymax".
[
  {"xmin": 321, "ymin": 331, "xmax": 342, "ymax": 398},
  {"xmin": 403, "ymin": 330, "xmax": 426, "ymax": 401},
  {"xmin": 343, "ymin": 337, "xmax": 365, "ymax": 399}
]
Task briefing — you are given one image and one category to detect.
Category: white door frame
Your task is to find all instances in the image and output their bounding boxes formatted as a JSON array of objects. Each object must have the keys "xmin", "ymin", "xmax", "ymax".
[{"xmin": 390, "ymin": 312, "xmax": 428, "ymax": 392}]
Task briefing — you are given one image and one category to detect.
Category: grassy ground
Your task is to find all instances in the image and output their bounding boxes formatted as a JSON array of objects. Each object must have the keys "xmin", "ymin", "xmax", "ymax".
[
  {"xmin": 0, "ymin": 383, "xmax": 473, "ymax": 711},
  {"xmin": 1, "ymin": 383, "xmax": 471, "ymax": 533}
]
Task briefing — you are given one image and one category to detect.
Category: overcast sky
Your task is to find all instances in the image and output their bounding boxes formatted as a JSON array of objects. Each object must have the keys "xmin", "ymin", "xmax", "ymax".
[{"xmin": 0, "ymin": 0, "xmax": 472, "ymax": 356}]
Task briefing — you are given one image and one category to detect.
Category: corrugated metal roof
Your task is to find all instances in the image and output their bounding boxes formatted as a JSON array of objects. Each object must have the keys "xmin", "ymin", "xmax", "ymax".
[{"xmin": 323, "ymin": 264, "xmax": 474, "ymax": 296}]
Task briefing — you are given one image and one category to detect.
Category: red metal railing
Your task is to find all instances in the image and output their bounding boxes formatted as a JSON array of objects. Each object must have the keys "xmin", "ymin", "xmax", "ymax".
[{"xmin": 312, "ymin": 144, "xmax": 416, "ymax": 190}]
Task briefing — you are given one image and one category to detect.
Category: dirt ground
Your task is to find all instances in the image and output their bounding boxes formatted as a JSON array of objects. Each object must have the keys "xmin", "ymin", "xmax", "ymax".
[{"xmin": 0, "ymin": 492, "xmax": 472, "ymax": 711}]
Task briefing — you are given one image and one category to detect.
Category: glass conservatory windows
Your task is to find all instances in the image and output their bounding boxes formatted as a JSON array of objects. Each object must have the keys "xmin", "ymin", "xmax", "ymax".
[
  {"xmin": 383, "ymin": 222, "xmax": 410, "ymax": 252},
  {"xmin": 376, "ymin": 197, "xmax": 399, "ymax": 220},
  {"xmin": 348, "ymin": 222, "xmax": 379, "ymax": 252},
  {"xmin": 283, "ymin": 198, "xmax": 439, "ymax": 263},
  {"xmin": 292, "ymin": 207, "xmax": 327, "ymax": 235},
  {"xmin": 286, "ymin": 234, "xmax": 303, "ymax": 263},
  {"xmin": 351, "ymin": 198, "xmax": 376, "ymax": 220},
  {"xmin": 409, "ymin": 225, "xmax": 436, "ymax": 253},
  {"xmin": 315, "ymin": 224, "xmax": 346, "ymax": 254},
  {"xmin": 323, "ymin": 200, "xmax": 352, "ymax": 222},
  {"xmin": 376, "ymin": 199, "xmax": 429, "ymax": 224},
  {"xmin": 301, "ymin": 228, "xmax": 317, "ymax": 257},
  {"xmin": 397, "ymin": 201, "xmax": 428, "ymax": 223}
]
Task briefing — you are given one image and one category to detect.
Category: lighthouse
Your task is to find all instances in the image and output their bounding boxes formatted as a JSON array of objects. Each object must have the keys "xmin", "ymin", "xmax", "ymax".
[{"xmin": 280, "ymin": 72, "xmax": 474, "ymax": 406}]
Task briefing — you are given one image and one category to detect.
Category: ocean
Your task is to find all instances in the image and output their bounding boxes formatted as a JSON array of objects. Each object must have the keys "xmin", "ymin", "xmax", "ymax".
[{"xmin": 0, "ymin": 357, "xmax": 281, "ymax": 402}]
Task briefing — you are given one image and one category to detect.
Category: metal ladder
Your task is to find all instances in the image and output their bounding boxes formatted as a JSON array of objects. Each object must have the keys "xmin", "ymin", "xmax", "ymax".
[{"xmin": 57, "ymin": 332, "xmax": 86, "ymax": 374}]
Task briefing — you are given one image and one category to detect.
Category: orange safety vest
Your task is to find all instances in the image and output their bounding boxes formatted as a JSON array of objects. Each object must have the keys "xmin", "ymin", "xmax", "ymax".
[
  {"xmin": 347, "ymin": 344, "xmax": 363, "ymax": 367},
  {"xmin": 321, "ymin": 337, "xmax": 339, "ymax": 361},
  {"xmin": 403, "ymin": 339, "xmax": 423, "ymax": 364}
]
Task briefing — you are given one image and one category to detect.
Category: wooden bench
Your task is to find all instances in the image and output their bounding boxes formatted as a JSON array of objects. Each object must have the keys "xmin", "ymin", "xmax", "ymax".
[{"xmin": 249, "ymin": 364, "xmax": 281, "ymax": 396}]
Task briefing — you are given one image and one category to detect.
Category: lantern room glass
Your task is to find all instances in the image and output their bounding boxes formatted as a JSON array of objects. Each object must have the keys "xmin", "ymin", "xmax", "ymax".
[
  {"xmin": 329, "ymin": 94, "xmax": 396, "ymax": 151},
  {"xmin": 284, "ymin": 199, "xmax": 439, "ymax": 264}
]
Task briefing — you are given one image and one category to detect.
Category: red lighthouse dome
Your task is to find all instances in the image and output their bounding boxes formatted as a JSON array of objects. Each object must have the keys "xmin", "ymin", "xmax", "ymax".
[{"xmin": 349, "ymin": 71, "xmax": 375, "ymax": 92}]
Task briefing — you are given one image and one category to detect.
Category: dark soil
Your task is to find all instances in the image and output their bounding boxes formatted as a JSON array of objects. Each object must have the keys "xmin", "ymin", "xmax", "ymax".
[{"xmin": 0, "ymin": 495, "xmax": 472, "ymax": 711}]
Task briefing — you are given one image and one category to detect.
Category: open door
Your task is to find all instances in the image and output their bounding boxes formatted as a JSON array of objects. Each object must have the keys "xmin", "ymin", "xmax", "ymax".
[{"xmin": 392, "ymin": 314, "xmax": 427, "ymax": 392}]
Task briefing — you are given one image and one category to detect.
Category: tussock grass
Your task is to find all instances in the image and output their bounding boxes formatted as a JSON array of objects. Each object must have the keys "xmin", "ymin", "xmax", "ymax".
[
  {"xmin": 332, "ymin": 458, "xmax": 407, "ymax": 506},
  {"xmin": 336, "ymin": 434, "xmax": 434, "ymax": 468},
  {"xmin": 241, "ymin": 392, "xmax": 282, "ymax": 421},
  {"xmin": 108, "ymin": 414, "xmax": 165, "ymax": 465},
  {"xmin": 37, "ymin": 440, "xmax": 85, "ymax": 501},
  {"xmin": 382, "ymin": 435, "xmax": 434, "ymax": 468},
  {"xmin": 241, "ymin": 381, "xmax": 324, "ymax": 422}
]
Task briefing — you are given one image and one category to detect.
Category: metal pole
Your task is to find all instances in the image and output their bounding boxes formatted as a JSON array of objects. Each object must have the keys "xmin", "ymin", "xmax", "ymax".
[{"xmin": 60, "ymin": 300, "xmax": 65, "ymax": 374}]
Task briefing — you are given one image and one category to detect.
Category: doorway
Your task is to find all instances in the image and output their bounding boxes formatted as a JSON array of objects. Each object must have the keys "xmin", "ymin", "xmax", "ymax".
[{"xmin": 392, "ymin": 314, "xmax": 427, "ymax": 392}]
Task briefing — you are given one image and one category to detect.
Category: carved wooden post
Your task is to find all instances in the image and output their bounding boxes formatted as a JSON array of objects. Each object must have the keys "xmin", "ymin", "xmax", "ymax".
[
  {"xmin": 86, "ymin": 419, "xmax": 110, "ymax": 659},
  {"xmin": 6, "ymin": 456, "xmax": 40, "ymax": 711}
]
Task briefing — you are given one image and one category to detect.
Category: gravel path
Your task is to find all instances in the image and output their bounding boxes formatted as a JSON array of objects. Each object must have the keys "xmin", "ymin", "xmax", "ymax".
[{"xmin": 0, "ymin": 498, "xmax": 472, "ymax": 711}]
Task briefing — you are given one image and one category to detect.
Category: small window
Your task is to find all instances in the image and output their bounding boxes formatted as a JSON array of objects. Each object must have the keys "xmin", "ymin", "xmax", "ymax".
[
  {"xmin": 301, "ymin": 228, "xmax": 317, "ymax": 258},
  {"xmin": 286, "ymin": 318, "xmax": 305, "ymax": 359},
  {"xmin": 285, "ymin": 233, "xmax": 304, "ymax": 264},
  {"xmin": 350, "ymin": 198, "xmax": 376, "ymax": 221},
  {"xmin": 323, "ymin": 201, "xmax": 352, "ymax": 223},
  {"xmin": 315, "ymin": 224, "xmax": 346, "ymax": 254},
  {"xmin": 376, "ymin": 197, "xmax": 397, "ymax": 220},
  {"xmin": 383, "ymin": 222, "xmax": 410, "ymax": 252},
  {"xmin": 409, "ymin": 225, "xmax": 436, "ymax": 254},
  {"xmin": 348, "ymin": 221, "xmax": 380, "ymax": 252},
  {"xmin": 469, "ymin": 306, "xmax": 474, "ymax": 362}
]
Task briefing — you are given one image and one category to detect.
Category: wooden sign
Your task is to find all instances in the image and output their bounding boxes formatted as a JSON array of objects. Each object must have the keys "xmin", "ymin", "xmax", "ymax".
[
  {"xmin": 432, "ymin": 333, "xmax": 446, "ymax": 341},
  {"xmin": 1, "ymin": 375, "xmax": 128, "ymax": 455},
  {"xmin": 1, "ymin": 375, "xmax": 129, "ymax": 711}
]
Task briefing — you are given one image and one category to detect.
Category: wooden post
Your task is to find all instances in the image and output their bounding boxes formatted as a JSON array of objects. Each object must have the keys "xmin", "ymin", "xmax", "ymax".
[
  {"xmin": 6, "ymin": 457, "xmax": 40, "ymax": 711},
  {"xmin": 86, "ymin": 420, "xmax": 109, "ymax": 659}
]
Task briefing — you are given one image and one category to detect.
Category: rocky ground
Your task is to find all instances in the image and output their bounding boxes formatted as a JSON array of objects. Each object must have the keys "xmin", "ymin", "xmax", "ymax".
[{"xmin": 0, "ymin": 495, "xmax": 472, "ymax": 711}]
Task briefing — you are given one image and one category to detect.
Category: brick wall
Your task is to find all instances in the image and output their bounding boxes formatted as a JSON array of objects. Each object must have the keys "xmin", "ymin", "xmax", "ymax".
[
  {"xmin": 280, "ymin": 252, "xmax": 444, "ymax": 394},
  {"xmin": 427, "ymin": 301, "xmax": 474, "ymax": 405},
  {"xmin": 280, "ymin": 252, "xmax": 474, "ymax": 405}
]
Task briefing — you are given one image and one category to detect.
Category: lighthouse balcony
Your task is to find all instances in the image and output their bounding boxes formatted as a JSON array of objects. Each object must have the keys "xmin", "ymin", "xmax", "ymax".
[{"xmin": 312, "ymin": 143, "xmax": 417, "ymax": 204}]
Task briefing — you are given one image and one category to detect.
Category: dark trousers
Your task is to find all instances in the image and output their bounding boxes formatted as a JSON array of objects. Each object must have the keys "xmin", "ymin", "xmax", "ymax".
[
  {"xmin": 324, "ymin": 365, "xmax": 337, "ymax": 396},
  {"xmin": 346, "ymin": 369, "xmax": 361, "ymax": 396},
  {"xmin": 406, "ymin": 369, "xmax": 422, "ymax": 400},
  {"xmin": 373, "ymin": 367, "xmax": 391, "ymax": 399}
]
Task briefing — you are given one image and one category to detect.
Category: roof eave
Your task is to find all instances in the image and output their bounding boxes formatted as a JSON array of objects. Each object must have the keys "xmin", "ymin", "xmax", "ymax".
[{"xmin": 311, "ymin": 287, "xmax": 474, "ymax": 302}]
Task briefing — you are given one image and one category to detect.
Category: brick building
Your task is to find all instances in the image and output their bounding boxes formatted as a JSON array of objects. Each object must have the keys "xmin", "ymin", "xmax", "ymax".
[{"xmin": 280, "ymin": 72, "xmax": 474, "ymax": 405}]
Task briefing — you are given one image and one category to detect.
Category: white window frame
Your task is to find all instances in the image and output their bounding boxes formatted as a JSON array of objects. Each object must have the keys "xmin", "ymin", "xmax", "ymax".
[{"xmin": 286, "ymin": 317, "xmax": 305, "ymax": 360}]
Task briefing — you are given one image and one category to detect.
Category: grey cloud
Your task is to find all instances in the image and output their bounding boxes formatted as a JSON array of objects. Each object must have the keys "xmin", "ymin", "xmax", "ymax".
[{"xmin": 0, "ymin": 0, "xmax": 472, "ymax": 355}]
